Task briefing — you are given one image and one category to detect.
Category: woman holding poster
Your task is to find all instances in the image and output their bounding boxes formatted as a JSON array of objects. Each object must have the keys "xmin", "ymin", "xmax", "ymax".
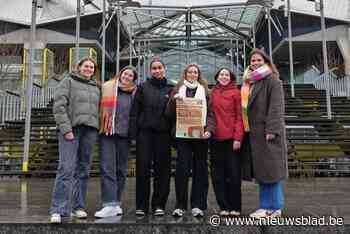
[
  {"xmin": 240, "ymin": 48, "xmax": 288, "ymax": 219},
  {"xmin": 210, "ymin": 67, "xmax": 244, "ymax": 217},
  {"xmin": 166, "ymin": 64, "xmax": 216, "ymax": 218}
]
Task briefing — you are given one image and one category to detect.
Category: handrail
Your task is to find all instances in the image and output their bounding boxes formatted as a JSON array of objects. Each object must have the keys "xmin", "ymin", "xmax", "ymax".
[
  {"xmin": 5, "ymin": 90, "xmax": 20, "ymax": 97},
  {"xmin": 312, "ymin": 72, "xmax": 350, "ymax": 98},
  {"xmin": 0, "ymin": 76, "xmax": 58, "ymax": 123},
  {"xmin": 0, "ymin": 90, "xmax": 22, "ymax": 125}
]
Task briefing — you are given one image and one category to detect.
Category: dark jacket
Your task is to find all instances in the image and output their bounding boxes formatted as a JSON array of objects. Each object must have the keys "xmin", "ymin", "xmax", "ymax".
[
  {"xmin": 115, "ymin": 89, "xmax": 135, "ymax": 137},
  {"xmin": 211, "ymin": 82, "xmax": 244, "ymax": 142},
  {"xmin": 241, "ymin": 76, "xmax": 288, "ymax": 183},
  {"xmin": 129, "ymin": 77, "xmax": 173, "ymax": 137},
  {"xmin": 165, "ymin": 86, "xmax": 216, "ymax": 138}
]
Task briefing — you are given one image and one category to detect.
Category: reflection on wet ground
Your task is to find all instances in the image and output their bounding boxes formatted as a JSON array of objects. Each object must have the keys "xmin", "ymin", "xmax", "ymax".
[{"xmin": 0, "ymin": 177, "xmax": 349, "ymax": 224}]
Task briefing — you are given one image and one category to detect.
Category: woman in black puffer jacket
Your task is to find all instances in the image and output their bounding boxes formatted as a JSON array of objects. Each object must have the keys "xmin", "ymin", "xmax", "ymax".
[{"xmin": 130, "ymin": 57, "xmax": 173, "ymax": 216}]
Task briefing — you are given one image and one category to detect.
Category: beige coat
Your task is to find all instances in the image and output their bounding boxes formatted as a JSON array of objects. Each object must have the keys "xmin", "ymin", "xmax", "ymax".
[{"xmin": 241, "ymin": 76, "xmax": 288, "ymax": 183}]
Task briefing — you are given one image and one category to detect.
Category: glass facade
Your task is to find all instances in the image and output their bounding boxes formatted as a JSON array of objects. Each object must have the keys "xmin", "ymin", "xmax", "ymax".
[{"xmin": 120, "ymin": 1, "xmax": 264, "ymax": 82}]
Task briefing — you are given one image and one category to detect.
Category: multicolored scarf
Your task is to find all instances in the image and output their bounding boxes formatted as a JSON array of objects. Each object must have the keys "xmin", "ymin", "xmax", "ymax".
[
  {"xmin": 99, "ymin": 78, "xmax": 136, "ymax": 135},
  {"xmin": 241, "ymin": 64, "xmax": 272, "ymax": 132}
]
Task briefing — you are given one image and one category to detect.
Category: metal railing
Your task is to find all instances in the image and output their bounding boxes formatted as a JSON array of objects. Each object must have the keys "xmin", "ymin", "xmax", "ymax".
[
  {"xmin": 0, "ymin": 90, "xmax": 22, "ymax": 125},
  {"xmin": 0, "ymin": 84, "xmax": 56, "ymax": 124},
  {"xmin": 32, "ymin": 84, "xmax": 55, "ymax": 108},
  {"xmin": 313, "ymin": 72, "xmax": 350, "ymax": 98}
]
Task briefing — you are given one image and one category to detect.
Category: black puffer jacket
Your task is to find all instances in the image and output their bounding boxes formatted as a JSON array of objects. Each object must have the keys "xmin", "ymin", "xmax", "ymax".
[{"xmin": 130, "ymin": 77, "xmax": 173, "ymax": 137}]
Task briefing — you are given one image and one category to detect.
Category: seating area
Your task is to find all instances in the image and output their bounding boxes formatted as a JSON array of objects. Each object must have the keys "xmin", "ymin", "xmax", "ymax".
[
  {"xmin": 0, "ymin": 84, "xmax": 349, "ymax": 176},
  {"xmin": 284, "ymin": 84, "xmax": 350, "ymax": 176}
]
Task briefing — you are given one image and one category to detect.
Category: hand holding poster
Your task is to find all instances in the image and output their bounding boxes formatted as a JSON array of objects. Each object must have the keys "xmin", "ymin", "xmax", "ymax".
[{"xmin": 176, "ymin": 98, "xmax": 204, "ymax": 139}]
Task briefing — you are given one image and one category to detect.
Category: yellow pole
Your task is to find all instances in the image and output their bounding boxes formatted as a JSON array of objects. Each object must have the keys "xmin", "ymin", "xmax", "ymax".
[
  {"xmin": 69, "ymin": 48, "xmax": 73, "ymax": 72},
  {"xmin": 43, "ymin": 48, "xmax": 47, "ymax": 82}
]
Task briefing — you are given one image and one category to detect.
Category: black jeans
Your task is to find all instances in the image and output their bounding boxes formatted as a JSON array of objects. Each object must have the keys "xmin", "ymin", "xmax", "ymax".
[
  {"xmin": 136, "ymin": 130, "xmax": 171, "ymax": 213},
  {"xmin": 210, "ymin": 139, "xmax": 242, "ymax": 212},
  {"xmin": 175, "ymin": 138, "xmax": 209, "ymax": 210}
]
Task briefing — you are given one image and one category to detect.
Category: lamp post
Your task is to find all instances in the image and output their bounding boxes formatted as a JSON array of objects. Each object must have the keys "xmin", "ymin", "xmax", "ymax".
[
  {"xmin": 108, "ymin": 0, "xmax": 141, "ymax": 74},
  {"xmin": 23, "ymin": 0, "xmax": 38, "ymax": 172},
  {"xmin": 75, "ymin": 0, "xmax": 81, "ymax": 66},
  {"xmin": 320, "ymin": 0, "xmax": 332, "ymax": 119},
  {"xmin": 308, "ymin": 0, "xmax": 331, "ymax": 119},
  {"xmin": 101, "ymin": 0, "xmax": 106, "ymax": 83},
  {"xmin": 116, "ymin": 1, "xmax": 121, "ymax": 73},
  {"xmin": 267, "ymin": 7, "xmax": 273, "ymax": 62},
  {"xmin": 286, "ymin": 0, "xmax": 295, "ymax": 97}
]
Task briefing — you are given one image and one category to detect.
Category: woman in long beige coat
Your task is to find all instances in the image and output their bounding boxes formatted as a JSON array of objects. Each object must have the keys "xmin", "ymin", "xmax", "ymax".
[{"xmin": 240, "ymin": 48, "xmax": 288, "ymax": 219}]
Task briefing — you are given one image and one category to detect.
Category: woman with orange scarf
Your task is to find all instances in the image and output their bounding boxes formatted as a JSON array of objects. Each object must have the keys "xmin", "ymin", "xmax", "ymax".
[{"xmin": 95, "ymin": 66, "xmax": 137, "ymax": 218}]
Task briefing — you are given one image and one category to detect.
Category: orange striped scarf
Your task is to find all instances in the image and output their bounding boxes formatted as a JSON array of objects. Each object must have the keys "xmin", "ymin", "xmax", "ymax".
[{"xmin": 99, "ymin": 78, "xmax": 136, "ymax": 135}]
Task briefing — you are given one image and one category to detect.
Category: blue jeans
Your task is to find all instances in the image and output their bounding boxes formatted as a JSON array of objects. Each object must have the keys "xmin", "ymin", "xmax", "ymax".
[
  {"xmin": 50, "ymin": 125, "xmax": 98, "ymax": 215},
  {"xmin": 259, "ymin": 182, "xmax": 284, "ymax": 211},
  {"xmin": 99, "ymin": 134, "xmax": 130, "ymax": 207}
]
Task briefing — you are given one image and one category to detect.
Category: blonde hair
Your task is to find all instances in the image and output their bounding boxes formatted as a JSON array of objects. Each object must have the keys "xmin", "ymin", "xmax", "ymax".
[{"xmin": 175, "ymin": 63, "xmax": 209, "ymax": 95}]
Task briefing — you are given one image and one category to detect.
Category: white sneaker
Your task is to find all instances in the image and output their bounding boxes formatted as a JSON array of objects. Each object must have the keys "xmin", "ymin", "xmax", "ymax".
[
  {"xmin": 219, "ymin": 210, "xmax": 229, "ymax": 216},
  {"xmin": 154, "ymin": 208, "xmax": 165, "ymax": 216},
  {"xmin": 94, "ymin": 206, "xmax": 118, "ymax": 218},
  {"xmin": 191, "ymin": 208, "xmax": 204, "ymax": 217},
  {"xmin": 71, "ymin": 209, "xmax": 88, "ymax": 218},
  {"xmin": 249, "ymin": 209, "xmax": 269, "ymax": 219},
  {"xmin": 50, "ymin": 213, "xmax": 61, "ymax": 223},
  {"xmin": 172, "ymin": 208, "xmax": 185, "ymax": 217},
  {"xmin": 115, "ymin": 206, "xmax": 123, "ymax": 216},
  {"xmin": 135, "ymin": 209, "xmax": 145, "ymax": 216},
  {"xmin": 267, "ymin": 209, "xmax": 282, "ymax": 218},
  {"xmin": 229, "ymin": 210, "xmax": 240, "ymax": 216}
]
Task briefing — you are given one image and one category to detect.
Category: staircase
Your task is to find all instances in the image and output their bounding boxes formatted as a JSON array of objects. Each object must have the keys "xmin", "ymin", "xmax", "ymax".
[
  {"xmin": 0, "ymin": 102, "xmax": 59, "ymax": 175},
  {"xmin": 0, "ymin": 84, "xmax": 349, "ymax": 177},
  {"xmin": 284, "ymin": 84, "xmax": 350, "ymax": 176},
  {"xmin": 0, "ymin": 101, "xmax": 126, "ymax": 177}
]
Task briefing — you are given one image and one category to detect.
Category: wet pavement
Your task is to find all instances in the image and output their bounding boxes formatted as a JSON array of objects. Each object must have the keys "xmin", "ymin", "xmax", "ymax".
[{"xmin": 0, "ymin": 177, "xmax": 349, "ymax": 225}]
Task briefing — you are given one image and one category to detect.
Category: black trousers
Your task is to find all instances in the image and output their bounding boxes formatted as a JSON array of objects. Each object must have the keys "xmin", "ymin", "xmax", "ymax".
[
  {"xmin": 136, "ymin": 130, "xmax": 171, "ymax": 213},
  {"xmin": 210, "ymin": 139, "xmax": 242, "ymax": 212},
  {"xmin": 175, "ymin": 138, "xmax": 209, "ymax": 210}
]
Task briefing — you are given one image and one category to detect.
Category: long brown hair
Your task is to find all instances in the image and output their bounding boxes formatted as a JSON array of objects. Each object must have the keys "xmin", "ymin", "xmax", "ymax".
[
  {"xmin": 75, "ymin": 57, "xmax": 98, "ymax": 77},
  {"xmin": 214, "ymin": 67, "xmax": 236, "ymax": 82},
  {"xmin": 110, "ymin": 65, "xmax": 138, "ymax": 82},
  {"xmin": 248, "ymin": 48, "xmax": 280, "ymax": 80},
  {"xmin": 175, "ymin": 63, "xmax": 209, "ymax": 95}
]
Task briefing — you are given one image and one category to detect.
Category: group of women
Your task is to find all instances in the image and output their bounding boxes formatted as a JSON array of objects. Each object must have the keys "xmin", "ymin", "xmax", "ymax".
[{"xmin": 49, "ymin": 48, "xmax": 288, "ymax": 223}]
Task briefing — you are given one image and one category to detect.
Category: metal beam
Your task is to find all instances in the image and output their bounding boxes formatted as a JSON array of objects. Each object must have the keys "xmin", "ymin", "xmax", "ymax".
[
  {"xmin": 23, "ymin": 0, "xmax": 37, "ymax": 173},
  {"xmin": 319, "ymin": 0, "xmax": 332, "ymax": 119},
  {"xmin": 287, "ymin": 0, "xmax": 295, "ymax": 98},
  {"xmin": 134, "ymin": 36, "xmax": 238, "ymax": 42},
  {"xmin": 101, "ymin": 0, "xmax": 106, "ymax": 83},
  {"xmin": 75, "ymin": 0, "xmax": 81, "ymax": 65},
  {"xmin": 267, "ymin": 7, "xmax": 273, "ymax": 62},
  {"xmin": 197, "ymin": 12, "xmax": 247, "ymax": 39},
  {"xmin": 116, "ymin": 1, "xmax": 120, "ymax": 73},
  {"xmin": 236, "ymin": 5, "xmax": 247, "ymax": 30},
  {"xmin": 133, "ymin": 12, "xmax": 180, "ymax": 37}
]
